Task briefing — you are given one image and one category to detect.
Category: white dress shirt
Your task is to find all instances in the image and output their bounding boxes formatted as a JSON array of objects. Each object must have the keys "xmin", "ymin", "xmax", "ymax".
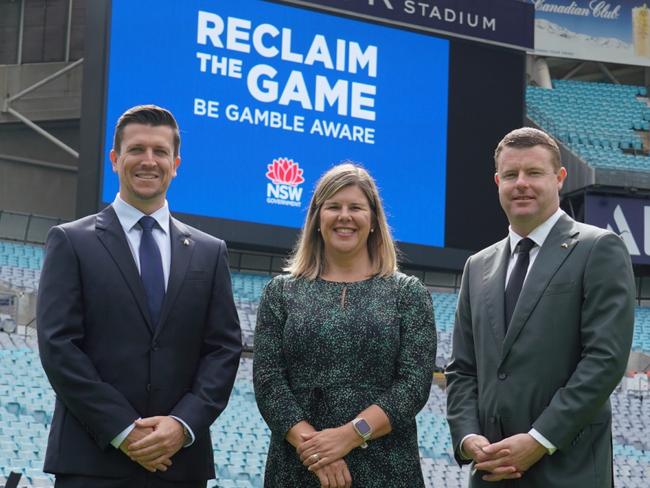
[
  {"xmin": 109, "ymin": 194, "xmax": 195, "ymax": 449},
  {"xmin": 460, "ymin": 208, "xmax": 565, "ymax": 459}
]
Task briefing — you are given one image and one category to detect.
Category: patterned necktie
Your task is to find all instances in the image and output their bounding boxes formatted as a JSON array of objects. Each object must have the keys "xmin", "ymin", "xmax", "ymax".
[
  {"xmin": 139, "ymin": 216, "xmax": 165, "ymax": 327},
  {"xmin": 504, "ymin": 237, "xmax": 535, "ymax": 330}
]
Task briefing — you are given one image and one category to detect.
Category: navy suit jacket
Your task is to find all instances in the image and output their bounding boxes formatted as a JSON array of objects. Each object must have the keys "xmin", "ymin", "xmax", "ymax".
[{"xmin": 36, "ymin": 205, "xmax": 242, "ymax": 481}]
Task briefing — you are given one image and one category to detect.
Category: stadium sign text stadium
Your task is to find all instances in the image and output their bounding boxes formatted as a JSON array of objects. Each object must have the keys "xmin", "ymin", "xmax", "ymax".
[{"xmin": 275, "ymin": 0, "xmax": 534, "ymax": 50}]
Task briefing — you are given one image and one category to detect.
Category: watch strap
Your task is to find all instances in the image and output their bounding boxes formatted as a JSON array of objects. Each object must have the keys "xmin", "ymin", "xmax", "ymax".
[{"xmin": 351, "ymin": 418, "xmax": 372, "ymax": 449}]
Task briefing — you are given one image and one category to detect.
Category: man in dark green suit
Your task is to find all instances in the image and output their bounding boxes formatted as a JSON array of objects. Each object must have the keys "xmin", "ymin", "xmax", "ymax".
[{"xmin": 446, "ymin": 127, "xmax": 635, "ymax": 487}]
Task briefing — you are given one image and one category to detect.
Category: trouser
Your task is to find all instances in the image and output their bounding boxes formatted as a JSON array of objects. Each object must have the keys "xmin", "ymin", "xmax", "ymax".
[{"xmin": 54, "ymin": 473, "xmax": 207, "ymax": 488}]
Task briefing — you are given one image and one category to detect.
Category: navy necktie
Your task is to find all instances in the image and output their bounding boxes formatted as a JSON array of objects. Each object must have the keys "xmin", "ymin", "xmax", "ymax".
[
  {"xmin": 139, "ymin": 216, "xmax": 165, "ymax": 327},
  {"xmin": 504, "ymin": 237, "xmax": 535, "ymax": 331}
]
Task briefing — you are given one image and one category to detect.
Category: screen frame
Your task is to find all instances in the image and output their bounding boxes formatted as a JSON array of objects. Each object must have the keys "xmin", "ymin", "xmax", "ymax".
[{"xmin": 78, "ymin": 0, "xmax": 525, "ymax": 271}]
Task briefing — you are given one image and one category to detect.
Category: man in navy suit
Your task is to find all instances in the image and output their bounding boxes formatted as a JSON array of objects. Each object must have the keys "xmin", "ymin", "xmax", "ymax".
[{"xmin": 37, "ymin": 105, "xmax": 242, "ymax": 487}]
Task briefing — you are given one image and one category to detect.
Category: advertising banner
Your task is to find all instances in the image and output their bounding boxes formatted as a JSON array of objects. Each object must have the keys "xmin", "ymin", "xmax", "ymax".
[
  {"xmin": 277, "ymin": 0, "xmax": 534, "ymax": 50},
  {"xmin": 102, "ymin": 0, "xmax": 450, "ymax": 247},
  {"xmin": 585, "ymin": 193, "xmax": 650, "ymax": 264},
  {"xmin": 534, "ymin": 0, "xmax": 650, "ymax": 66}
]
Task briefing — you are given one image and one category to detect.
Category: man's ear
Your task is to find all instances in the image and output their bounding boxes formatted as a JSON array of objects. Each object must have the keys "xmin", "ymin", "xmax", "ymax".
[
  {"xmin": 173, "ymin": 155, "xmax": 181, "ymax": 177},
  {"xmin": 557, "ymin": 167, "xmax": 567, "ymax": 190},
  {"xmin": 110, "ymin": 149, "xmax": 119, "ymax": 172}
]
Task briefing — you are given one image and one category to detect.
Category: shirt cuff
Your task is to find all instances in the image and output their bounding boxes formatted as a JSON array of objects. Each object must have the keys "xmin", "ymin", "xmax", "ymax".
[
  {"xmin": 529, "ymin": 428, "xmax": 557, "ymax": 455},
  {"xmin": 170, "ymin": 416, "xmax": 195, "ymax": 447},
  {"xmin": 459, "ymin": 433, "xmax": 478, "ymax": 460},
  {"xmin": 111, "ymin": 422, "xmax": 136, "ymax": 449}
]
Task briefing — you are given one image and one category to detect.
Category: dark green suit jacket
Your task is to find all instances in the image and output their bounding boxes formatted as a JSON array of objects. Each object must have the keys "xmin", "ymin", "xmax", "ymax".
[{"xmin": 446, "ymin": 214, "xmax": 634, "ymax": 487}]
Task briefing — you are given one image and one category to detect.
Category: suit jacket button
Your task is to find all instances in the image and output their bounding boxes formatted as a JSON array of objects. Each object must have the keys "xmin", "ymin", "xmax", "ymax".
[
  {"xmin": 489, "ymin": 416, "xmax": 496, "ymax": 423},
  {"xmin": 146, "ymin": 383, "xmax": 151, "ymax": 392},
  {"xmin": 498, "ymin": 372, "xmax": 507, "ymax": 380}
]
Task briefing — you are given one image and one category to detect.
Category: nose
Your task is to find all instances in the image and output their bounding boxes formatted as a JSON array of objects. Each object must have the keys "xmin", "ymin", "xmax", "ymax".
[
  {"xmin": 514, "ymin": 172, "xmax": 529, "ymax": 188},
  {"xmin": 338, "ymin": 206, "xmax": 351, "ymax": 220},
  {"xmin": 141, "ymin": 148, "xmax": 157, "ymax": 165}
]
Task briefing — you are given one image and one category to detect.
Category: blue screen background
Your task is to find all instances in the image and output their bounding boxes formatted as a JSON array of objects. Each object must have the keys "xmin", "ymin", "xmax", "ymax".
[{"xmin": 102, "ymin": 0, "xmax": 449, "ymax": 247}]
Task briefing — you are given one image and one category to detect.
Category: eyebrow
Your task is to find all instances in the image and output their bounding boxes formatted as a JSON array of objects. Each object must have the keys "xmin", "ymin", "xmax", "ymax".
[
  {"xmin": 126, "ymin": 142, "xmax": 171, "ymax": 151},
  {"xmin": 323, "ymin": 199, "xmax": 369, "ymax": 206}
]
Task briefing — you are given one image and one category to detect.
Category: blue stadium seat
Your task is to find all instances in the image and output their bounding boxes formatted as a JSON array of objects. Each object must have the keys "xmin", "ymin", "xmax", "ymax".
[{"xmin": 527, "ymin": 80, "xmax": 650, "ymax": 172}]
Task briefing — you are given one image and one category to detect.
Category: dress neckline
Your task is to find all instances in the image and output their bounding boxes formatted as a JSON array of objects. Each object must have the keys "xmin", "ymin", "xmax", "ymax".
[{"xmin": 316, "ymin": 275, "xmax": 377, "ymax": 285}]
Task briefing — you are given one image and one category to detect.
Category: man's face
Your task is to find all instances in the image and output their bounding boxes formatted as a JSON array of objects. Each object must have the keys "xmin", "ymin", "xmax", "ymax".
[
  {"xmin": 495, "ymin": 145, "xmax": 567, "ymax": 236},
  {"xmin": 110, "ymin": 123, "xmax": 180, "ymax": 213}
]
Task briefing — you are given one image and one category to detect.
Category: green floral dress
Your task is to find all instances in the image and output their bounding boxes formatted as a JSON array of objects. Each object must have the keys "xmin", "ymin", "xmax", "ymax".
[{"xmin": 253, "ymin": 272, "xmax": 437, "ymax": 487}]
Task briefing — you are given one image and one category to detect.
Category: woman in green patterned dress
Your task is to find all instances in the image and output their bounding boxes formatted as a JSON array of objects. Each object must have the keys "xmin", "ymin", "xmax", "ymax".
[{"xmin": 253, "ymin": 163, "xmax": 437, "ymax": 487}]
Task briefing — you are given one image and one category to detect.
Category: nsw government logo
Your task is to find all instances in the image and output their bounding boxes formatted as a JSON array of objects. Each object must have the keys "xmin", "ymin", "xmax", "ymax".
[{"xmin": 266, "ymin": 158, "xmax": 304, "ymax": 208}]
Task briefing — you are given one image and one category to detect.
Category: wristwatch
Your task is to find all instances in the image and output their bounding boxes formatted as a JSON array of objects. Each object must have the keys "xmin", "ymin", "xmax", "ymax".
[{"xmin": 351, "ymin": 418, "xmax": 373, "ymax": 449}]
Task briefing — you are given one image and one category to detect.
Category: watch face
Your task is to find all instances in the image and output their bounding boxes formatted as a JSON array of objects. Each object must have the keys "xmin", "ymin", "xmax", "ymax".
[{"xmin": 355, "ymin": 418, "xmax": 372, "ymax": 436}]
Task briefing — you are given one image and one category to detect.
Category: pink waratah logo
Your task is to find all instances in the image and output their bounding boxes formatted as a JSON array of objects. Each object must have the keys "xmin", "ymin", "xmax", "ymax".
[{"xmin": 266, "ymin": 158, "xmax": 305, "ymax": 187}]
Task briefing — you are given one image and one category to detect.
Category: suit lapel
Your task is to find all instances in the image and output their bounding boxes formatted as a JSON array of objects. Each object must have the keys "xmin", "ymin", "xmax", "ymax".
[
  {"xmin": 95, "ymin": 206, "xmax": 154, "ymax": 332},
  {"xmin": 482, "ymin": 237, "xmax": 510, "ymax": 353},
  {"xmin": 502, "ymin": 214, "xmax": 579, "ymax": 358},
  {"xmin": 155, "ymin": 217, "xmax": 194, "ymax": 338}
]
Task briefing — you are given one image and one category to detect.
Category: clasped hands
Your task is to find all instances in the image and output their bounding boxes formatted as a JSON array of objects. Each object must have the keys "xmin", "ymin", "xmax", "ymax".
[
  {"xmin": 296, "ymin": 425, "xmax": 359, "ymax": 488},
  {"xmin": 464, "ymin": 433, "xmax": 547, "ymax": 482},
  {"xmin": 119, "ymin": 416, "xmax": 186, "ymax": 473}
]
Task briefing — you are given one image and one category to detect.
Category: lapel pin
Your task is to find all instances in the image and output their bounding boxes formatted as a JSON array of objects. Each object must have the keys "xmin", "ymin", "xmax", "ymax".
[
  {"xmin": 561, "ymin": 243, "xmax": 568, "ymax": 249},
  {"xmin": 183, "ymin": 238, "xmax": 190, "ymax": 246}
]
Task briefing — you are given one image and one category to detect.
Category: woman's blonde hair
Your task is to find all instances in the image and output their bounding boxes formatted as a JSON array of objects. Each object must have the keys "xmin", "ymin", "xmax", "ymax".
[{"xmin": 285, "ymin": 163, "xmax": 398, "ymax": 279}]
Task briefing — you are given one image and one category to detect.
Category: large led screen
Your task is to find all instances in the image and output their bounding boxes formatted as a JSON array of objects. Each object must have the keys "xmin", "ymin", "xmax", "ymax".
[{"xmin": 101, "ymin": 0, "xmax": 450, "ymax": 247}]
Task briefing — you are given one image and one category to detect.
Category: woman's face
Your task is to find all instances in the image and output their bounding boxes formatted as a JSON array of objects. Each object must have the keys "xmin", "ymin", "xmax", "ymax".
[{"xmin": 319, "ymin": 184, "xmax": 373, "ymax": 261}]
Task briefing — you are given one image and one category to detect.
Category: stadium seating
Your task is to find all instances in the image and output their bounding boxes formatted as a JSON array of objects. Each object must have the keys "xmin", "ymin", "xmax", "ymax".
[
  {"xmin": 230, "ymin": 272, "xmax": 272, "ymax": 349},
  {"xmin": 0, "ymin": 345, "xmax": 471, "ymax": 488},
  {"xmin": 1, "ymin": 344, "xmax": 647, "ymax": 488},
  {"xmin": 0, "ymin": 259, "xmax": 647, "ymax": 487},
  {"xmin": 633, "ymin": 307, "xmax": 650, "ymax": 354},
  {"xmin": 527, "ymin": 79, "xmax": 650, "ymax": 171},
  {"xmin": 431, "ymin": 292, "xmax": 457, "ymax": 368},
  {"xmin": 0, "ymin": 240, "xmax": 42, "ymax": 292}
]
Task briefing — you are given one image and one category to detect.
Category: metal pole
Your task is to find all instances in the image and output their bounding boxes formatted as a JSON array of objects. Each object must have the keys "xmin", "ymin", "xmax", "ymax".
[
  {"xmin": 17, "ymin": 0, "xmax": 25, "ymax": 64},
  {"xmin": 65, "ymin": 0, "xmax": 74, "ymax": 62},
  {"xmin": 0, "ymin": 153, "xmax": 79, "ymax": 172},
  {"xmin": 5, "ymin": 107, "xmax": 80, "ymax": 158},
  {"xmin": 562, "ymin": 62, "xmax": 586, "ymax": 81},
  {"xmin": 5, "ymin": 57, "xmax": 83, "ymax": 104},
  {"xmin": 597, "ymin": 62, "xmax": 620, "ymax": 84},
  {"xmin": 24, "ymin": 214, "xmax": 32, "ymax": 241}
]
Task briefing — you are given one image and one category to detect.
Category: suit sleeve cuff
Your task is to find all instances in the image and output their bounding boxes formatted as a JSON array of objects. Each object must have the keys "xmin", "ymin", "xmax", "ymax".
[
  {"xmin": 529, "ymin": 428, "xmax": 557, "ymax": 455},
  {"xmin": 171, "ymin": 416, "xmax": 195, "ymax": 447},
  {"xmin": 459, "ymin": 433, "xmax": 478, "ymax": 460},
  {"xmin": 111, "ymin": 422, "xmax": 136, "ymax": 449}
]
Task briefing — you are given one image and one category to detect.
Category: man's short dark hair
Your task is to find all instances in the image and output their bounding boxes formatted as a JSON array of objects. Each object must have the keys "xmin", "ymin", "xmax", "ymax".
[
  {"xmin": 113, "ymin": 104, "xmax": 180, "ymax": 156},
  {"xmin": 494, "ymin": 127, "xmax": 561, "ymax": 172}
]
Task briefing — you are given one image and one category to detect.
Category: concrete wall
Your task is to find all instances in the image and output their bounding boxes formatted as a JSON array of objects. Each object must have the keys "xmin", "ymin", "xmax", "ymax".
[
  {"xmin": 0, "ymin": 61, "xmax": 82, "ymax": 220},
  {"xmin": 0, "ymin": 62, "xmax": 82, "ymax": 123},
  {"xmin": 0, "ymin": 121, "xmax": 79, "ymax": 219}
]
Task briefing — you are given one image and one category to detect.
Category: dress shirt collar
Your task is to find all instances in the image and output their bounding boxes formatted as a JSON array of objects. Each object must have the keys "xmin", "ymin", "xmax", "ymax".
[
  {"xmin": 112, "ymin": 194, "xmax": 170, "ymax": 235},
  {"xmin": 508, "ymin": 207, "xmax": 564, "ymax": 256}
]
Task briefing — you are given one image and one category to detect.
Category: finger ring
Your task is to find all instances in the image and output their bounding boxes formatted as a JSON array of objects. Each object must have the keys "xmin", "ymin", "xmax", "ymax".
[{"xmin": 310, "ymin": 453, "xmax": 320, "ymax": 462}]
